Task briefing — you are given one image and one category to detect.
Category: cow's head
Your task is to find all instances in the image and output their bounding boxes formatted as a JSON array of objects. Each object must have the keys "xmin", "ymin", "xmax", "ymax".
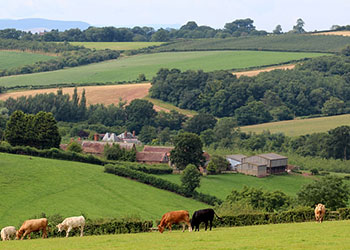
[
  {"xmin": 56, "ymin": 223, "xmax": 64, "ymax": 232},
  {"xmin": 158, "ymin": 224, "xmax": 164, "ymax": 233},
  {"xmin": 15, "ymin": 230, "xmax": 23, "ymax": 240}
]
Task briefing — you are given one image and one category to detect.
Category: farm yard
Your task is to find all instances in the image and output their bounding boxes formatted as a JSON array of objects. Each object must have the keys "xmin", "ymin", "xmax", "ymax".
[
  {"xmin": 0, "ymin": 50, "xmax": 324, "ymax": 88},
  {"xmin": 1, "ymin": 221, "xmax": 350, "ymax": 250}
]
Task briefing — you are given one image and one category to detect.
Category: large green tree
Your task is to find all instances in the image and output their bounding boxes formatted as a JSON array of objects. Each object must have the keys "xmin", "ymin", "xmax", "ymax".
[
  {"xmin": 170, "ymin": 132, "xmax": 205, "ymax": 170},
  {"xmin": 327, "ymin": 126, "xmax": 350, "ymax": 160},
  {"xmin": 125, "ymin": 99, "xmax": 157, "ymax": 134},
  {"xmin": 297, "ymin": 175, "xmax": 349, "ymax": 210},
  {"xmin": 184, "ymin": 113, "xmax": 217, "ymax": 135},
  {"xmin": 180, "ymin": 164, "xmax": 201, "ymax": 193},
  {"xmin": 4, "ymin": 110, "xmax": 27, "ymax": 146}
]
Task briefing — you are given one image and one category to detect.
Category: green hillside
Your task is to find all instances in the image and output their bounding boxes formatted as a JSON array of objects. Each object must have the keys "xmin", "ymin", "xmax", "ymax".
[
  {"xmin": 0, "ymin": 51, "xmax": 54, "ymax": 70},
  {"xmin": 152, "ymin": 34, "xmax": 350, "ymax": 53},
  {"xmin": 0, "ymin": 50, "xmax": 324, "ymax": 88},
  {"xmin": 240, "ymin": 114, "xmax": 350, "ymax": 136},
  {"xmin": 1, "ymin": 221, "xmax": 349, "ymax": 249},
  {"xmin": 157, "ymin": 173, "xmax": 313, "ymax": 199},
  {"xmin": 0, "ymin": 153, "xmax": 205, "ymax": 227},
  {"xmin": 69, "ymin": 41, "xmax": 164, "ymax": 50}
]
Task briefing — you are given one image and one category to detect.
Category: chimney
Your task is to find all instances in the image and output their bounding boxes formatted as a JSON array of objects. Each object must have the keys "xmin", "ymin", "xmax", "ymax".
[
  {"xmin": 132, "ymin": 130, "xmax": 135, "ymax": 137},
  {"xmin": 94, "ymin": 133, "xmax": 99, "ymax": 141},
  {"xmin": 78, "ymin": 137, "xmax": 81, "ymax": 141},
  {"xmin": 124, "ymin": 131, "xmax": 127, "ymax": 138}
]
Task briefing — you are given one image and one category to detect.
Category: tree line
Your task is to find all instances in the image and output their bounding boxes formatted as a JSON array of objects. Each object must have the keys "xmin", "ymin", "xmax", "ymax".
[
  {"xmin": 0, "ymin": 18, "xmax": 268, "ymax": 43},
  {"xmin": 0, "ymin": 39, "xmax": 120, "ymax": 77},
  {"xmin": 150, "ymin": 53, "xmax": 350, "ymax": 126}
]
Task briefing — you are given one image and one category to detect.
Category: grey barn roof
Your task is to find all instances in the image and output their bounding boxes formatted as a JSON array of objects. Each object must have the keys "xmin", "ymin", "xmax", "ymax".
[{"xmin": 258, "ymin": 153, "xmax": 287, "ymax": 160}]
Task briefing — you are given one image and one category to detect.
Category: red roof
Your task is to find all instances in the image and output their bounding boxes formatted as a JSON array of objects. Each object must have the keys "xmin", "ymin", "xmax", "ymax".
[
  {"xmin": 136, "ymin": 152, "xmax": 169, "ymax": 163},
  {"xmin": 143, "ymin": 146, "xmax": 174, "ymax": 153}
]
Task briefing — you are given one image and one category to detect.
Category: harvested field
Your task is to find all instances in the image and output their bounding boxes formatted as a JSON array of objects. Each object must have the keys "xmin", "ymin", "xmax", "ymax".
[
  {"xmin": 0, "ymin": 83, "xmax": 154, "ymax": 106},
  {"xmin": 233, "ymin": 64, "xmax": 295, "ymax": 77},
  {"xmin": 314, "ymin": 31, "xmax": 350, "ymax": 36}
]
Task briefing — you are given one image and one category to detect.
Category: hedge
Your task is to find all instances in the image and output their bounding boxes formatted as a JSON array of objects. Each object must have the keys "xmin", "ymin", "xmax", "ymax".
[
  {"xmin": 20, "ymin": 215, "xmax": 153, "ymax": 239},
  {"xmin": 213, "ymin": 207, "xmax": 350, "ymax": 228},
  {"xmin": 104, "ymin": 164, "xmax": 222, "ymax": 206}
]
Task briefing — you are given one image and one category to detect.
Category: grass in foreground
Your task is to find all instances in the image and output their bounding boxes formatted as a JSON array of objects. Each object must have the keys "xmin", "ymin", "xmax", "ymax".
[
  {"xmin": 0, "ymin": 51, "xmax": 54, "ymax": 70},
  {"xmin": 69, "ymin": 41, "xmax": 164, "ymax": 50},
  {"xmin": 0, "ymin": 50, "xmax": 324, "ymax": 87},
  {"xmin": 240, "ymin": 114, "xmax": 350, "ymax": 136},
  {"xmin": 0, "ymin": 153, "xmax": 206, "ymax": 227},
  {"xmin": 1, "ymin": 220, "xmax": 349, "ymax": 250},
  {"xmin": 157, "ymin": 173, "xmax": 313, "ymax": 199}
]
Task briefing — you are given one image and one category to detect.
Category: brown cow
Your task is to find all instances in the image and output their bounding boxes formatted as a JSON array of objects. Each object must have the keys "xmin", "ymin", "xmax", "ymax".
[
  {"xmin": 158, "ymin": 210, "xmax": 192, "ymax": 233},
  {"xmin": 314, "ymin": 203, "xmax": 326, "ymax": 223},
  {"xmin": 16, "ymin": 218, "xmax": 48, "ymax": 240}
]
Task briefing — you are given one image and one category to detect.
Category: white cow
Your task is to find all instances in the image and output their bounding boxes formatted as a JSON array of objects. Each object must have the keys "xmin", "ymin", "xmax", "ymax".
[
  {"xmin": 56, "ymin": 216, "xmax": 85, "ymax": 237},
  {"xmin": 1, "ymin": 226, "xmax": 16, "ymax": 241}
]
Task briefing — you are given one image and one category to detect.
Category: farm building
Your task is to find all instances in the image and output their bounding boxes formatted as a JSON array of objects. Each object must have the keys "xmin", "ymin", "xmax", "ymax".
[
  {"xmin": 79, "ymin": 141, "xmax": 136, "ymax": 156},
  {"xmin": 240, "ymin": 153, "xmax": 288, "ymax": 176},
  {"xmin": 226, "ymin": 154, "xmax": 247, "ymax": 171},
  {"xmin": 136, "ymin": 151, "xmax": 169, "ymax": 164},
  {"xmin": 237, "ymin": 162, "xmax": 267, "ymax": 178},
  {"xmin": 100, "ymin": 131, "xmax": 141, "ymax": 144}
]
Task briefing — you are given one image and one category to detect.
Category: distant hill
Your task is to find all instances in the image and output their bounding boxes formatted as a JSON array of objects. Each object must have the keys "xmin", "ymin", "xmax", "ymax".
[{"xmin": 0, "ymin": 18, "xmax": 90, "ymax": 32}]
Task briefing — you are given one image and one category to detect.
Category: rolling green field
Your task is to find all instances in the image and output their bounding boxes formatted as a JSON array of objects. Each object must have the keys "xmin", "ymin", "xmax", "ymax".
[
  {"xmin": 153, "ymin": 34, "xmax": 350, "ymax": 53},
  {"xmin": 1, "ymin": 220, "xmax": 349, "ymax": 249},
  {"xmin": 157, "ymin": 173, "xmax": 313, "ymax": 199},
  {"xmin": 0, "ymin": 50, "xmax": 324, "ymax": 87},
  {"xmin": 69, "ymin": 41, "xmax": 164, "ymax": 50},
  {"xmin": 0, "ymin": 51, "xmax": 54, "ymax": 70},
  {"xmin": 0, "ymin": 153, "xmax": 205, "ymax": 227},
  {"xmin": 240, "ymin": 114, "xmax": 350, "ymax": 136}
]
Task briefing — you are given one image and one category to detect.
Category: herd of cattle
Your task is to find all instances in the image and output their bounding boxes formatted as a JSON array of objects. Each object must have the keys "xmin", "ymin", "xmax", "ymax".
[{"xmin": 0, "ymin": 205, "xmax": 326, "ymax": 241}]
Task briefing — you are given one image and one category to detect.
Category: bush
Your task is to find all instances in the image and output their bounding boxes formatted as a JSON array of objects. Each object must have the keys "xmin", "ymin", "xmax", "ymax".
[
  {"xmin": 310, "ymin": 168, "xmax": 319, "ymax": 175},
  {"xmin": 67, "ymin": 141, "xmax": 83, "ymax": 153}
]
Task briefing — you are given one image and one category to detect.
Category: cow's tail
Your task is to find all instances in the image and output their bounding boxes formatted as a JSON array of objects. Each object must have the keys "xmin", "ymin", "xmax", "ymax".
[{"xmin": 214, "ymin": 211, "xmax": 222, "ymax": 220}]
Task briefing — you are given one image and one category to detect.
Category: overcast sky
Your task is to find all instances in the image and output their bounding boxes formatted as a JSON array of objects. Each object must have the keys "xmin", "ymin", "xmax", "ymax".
[{"xmin": 1, "ymin": 0, "xmax": 350, "ymax": 31}]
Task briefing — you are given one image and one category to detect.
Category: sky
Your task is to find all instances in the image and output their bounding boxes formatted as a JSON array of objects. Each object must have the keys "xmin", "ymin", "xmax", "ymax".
[{"xmin": 1, "ymin": 0, "xmax": 350, "ymax": 32}]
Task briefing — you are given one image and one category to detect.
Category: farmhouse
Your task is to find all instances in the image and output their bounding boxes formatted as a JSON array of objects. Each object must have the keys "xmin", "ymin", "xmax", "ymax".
[
  {"xmin": 70, "ymin": 141, "xmax": 136, "ymax": 156},
  {"xmin": 100, "ymin": 131, "xmax": 141, "ymax": 144}
]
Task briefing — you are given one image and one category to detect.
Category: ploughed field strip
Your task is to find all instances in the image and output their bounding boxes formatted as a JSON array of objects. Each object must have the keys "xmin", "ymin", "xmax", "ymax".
[{"xmin": 0, "ymin": 50, "xmax": 324, "ymax": 87}]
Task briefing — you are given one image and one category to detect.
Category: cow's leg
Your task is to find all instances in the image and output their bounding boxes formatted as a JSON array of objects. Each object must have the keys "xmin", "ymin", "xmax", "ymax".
[
  {"xmin": 182, "ymin": 223, "xmax": 186, "ymax": 232},
  {"xmin": 66, "ymin": 226, "xmax": 72, "ymax": 237},
  {"xmin": 80, "ymin": 226, "xmax": 84, "ymax": 237},
  {"xmin": 42, "ymin": 227, "xmax": 47, "ymax": 238},
  {"xmin": 167, "ymin": 223, "xmax": 172, "ymax": 232},
  {"xmin": 209, "ymin": 219, "xmax": 213, "ymax": 231},
  {"xmin": 187, "ymin": 222, "xmax": 192, "ymax": 232},
  {"xmin": 205, "ymin": 221, "xmax": 208, "ymax": 231}
]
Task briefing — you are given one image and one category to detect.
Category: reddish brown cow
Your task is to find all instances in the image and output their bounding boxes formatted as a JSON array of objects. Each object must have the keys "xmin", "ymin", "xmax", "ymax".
[
  {"xmin": 16, "ymin": 218, "xmax": 48, "ymax": 240},
  {"xmin": 314, "ymin": 203, "xmax": 326, "ymax": 223},
  {"xmin": 158, "ymin": 210, "xmax": 192, "ymax": 233}
]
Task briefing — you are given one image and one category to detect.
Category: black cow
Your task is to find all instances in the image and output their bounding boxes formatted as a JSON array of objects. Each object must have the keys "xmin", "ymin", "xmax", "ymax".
[{"xmin": 191, "ymin": 208, "xmax": 220, "ymax": 231}]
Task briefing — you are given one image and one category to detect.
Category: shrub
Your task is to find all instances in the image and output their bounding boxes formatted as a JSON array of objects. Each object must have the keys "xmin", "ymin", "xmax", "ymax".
[{"xmin": 66, "ymin": 141, "xmax": 83, "ymax": 153}]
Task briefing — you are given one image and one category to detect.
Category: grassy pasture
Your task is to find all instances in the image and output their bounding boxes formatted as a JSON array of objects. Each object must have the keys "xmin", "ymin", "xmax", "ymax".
[
  {"xmin": 69, "ymin": 41, "xmax": 164, "ymax": 50},
  {"xmin": 1, "ymin": 220, "xmax": 350, "ymax": 249},
  {"xmin": 157, "ymin": 173, "xmax": 313, "ymax": 199},
  {"xmin": 152, "ymin": 34, "xmax": 350, "ymax": 53},
  {"xmin": 240, "ymin": 114, "xmax": 350, "ymax": 136},
  {"xmin": 0, "ymin": 51, "xmax": 54, "ymax": 70},
  {"xmin": 0, "ymin": 50, "xmax": 324, "ymax": 88},
  {"xmin": 0, "ymin": 153, "xmax": 206, "ymax": 227}
]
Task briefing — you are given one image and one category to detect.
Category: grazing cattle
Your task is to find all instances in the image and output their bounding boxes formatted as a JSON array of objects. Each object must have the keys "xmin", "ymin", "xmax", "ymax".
[
  {"xmin": 191, "ymin": 208, "xmax": 220, "ymax": 231},
  {"xmin": 57, "ymin": 216, "xmax": 85, "ymax": 237},
  {"xmin": 158, "ymin": 210, "xmax": 192, "ymax": 233},
  {"xmin": 1, "ymin": 226, "xmax": 16, "ymax": 241},
  {"xmin": 315, "ymin": 203, "xmax": 326, "ymax": 223},
  {"xmin": 16, "ymin": 218, "xmax": 48, "ymax": 240}
]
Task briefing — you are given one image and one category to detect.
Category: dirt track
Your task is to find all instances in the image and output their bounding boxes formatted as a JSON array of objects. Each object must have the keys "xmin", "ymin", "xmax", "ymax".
[{"xmin": 233, "ymin": 64, "xmax": 295, "ymax": 78}]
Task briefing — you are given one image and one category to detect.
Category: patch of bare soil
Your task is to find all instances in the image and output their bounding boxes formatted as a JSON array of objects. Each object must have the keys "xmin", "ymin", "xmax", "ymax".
[{"xmin": 233, "ymin": 64, "xmax": 296, "ymax": 78}]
